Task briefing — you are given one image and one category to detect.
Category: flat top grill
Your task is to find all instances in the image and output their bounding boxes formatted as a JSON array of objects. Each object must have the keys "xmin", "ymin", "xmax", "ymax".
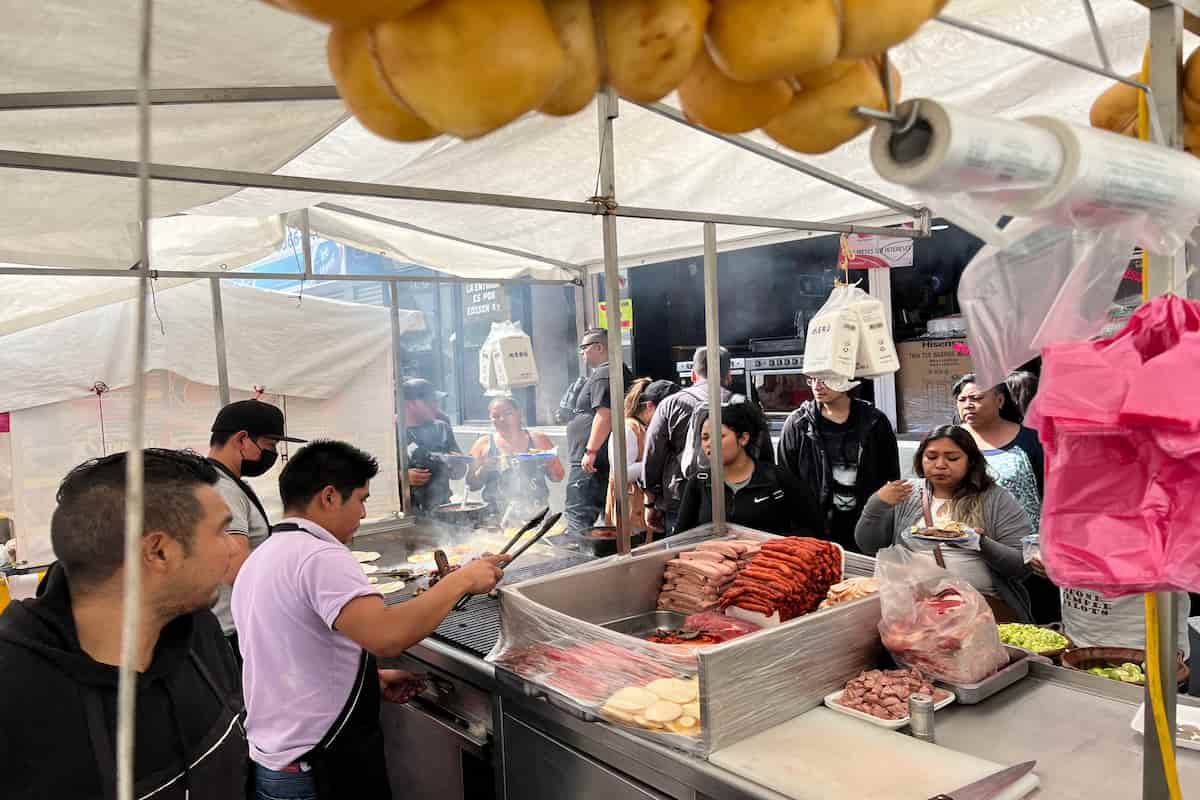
[{"xmin": 419, "ymin": 553, "xmax": 593, "ymax": 657}]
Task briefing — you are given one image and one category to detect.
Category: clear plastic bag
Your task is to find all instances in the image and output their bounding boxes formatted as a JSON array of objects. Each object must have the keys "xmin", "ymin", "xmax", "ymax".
[
  {"xmin": 875, "ymin": 546, "xmax": 1008, "ymax": 684},
  {"xmin": 803, "ymin": 285, "xmax": 860, "ymax": 381},
  {"xmin": 957, "ymin": 220, "xmax": 1131, "ymax": 386},
  {"xmin": 1024, "ymin": 295, "xmax": 1200, "ymax": 594}
]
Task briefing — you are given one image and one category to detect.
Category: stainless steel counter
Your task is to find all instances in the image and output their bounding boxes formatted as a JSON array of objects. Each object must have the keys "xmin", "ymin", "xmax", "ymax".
[{"xmin": 399, "ymin": 640, "xmax": 1200, "ymax": 800}]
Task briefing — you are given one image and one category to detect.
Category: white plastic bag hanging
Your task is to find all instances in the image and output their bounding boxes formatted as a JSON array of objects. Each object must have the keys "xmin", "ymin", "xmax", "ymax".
[
  {"xmin": 480, "ymin": 320, "xmax": 539, "ymax": 391},
  {"xmin": 803, "ymin": 285, "xmax": 859, "ymax": 381},
  {"xmin": 957, "ymin": 219, "xmax": 1131, "ymax": 387}
]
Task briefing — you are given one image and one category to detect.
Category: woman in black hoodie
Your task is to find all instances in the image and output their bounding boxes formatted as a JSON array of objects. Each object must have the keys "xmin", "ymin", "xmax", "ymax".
[
  {"xmin": 676, "ymin": 401, "xmax": 821, "ymax": 536},
  {"xmin": 0, "ymin": 450, "xmax": 248, "ymax": 800}
]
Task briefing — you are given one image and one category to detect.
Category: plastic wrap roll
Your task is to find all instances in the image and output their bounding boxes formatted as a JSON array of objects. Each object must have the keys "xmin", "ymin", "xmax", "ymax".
[
  {"xmin": 870, "ymin": 99, "xmax": 1064, "ymax": 211},
  {"xmin": 1025, "ymin": 116, "xmax": 1200, "ymax": 254}
]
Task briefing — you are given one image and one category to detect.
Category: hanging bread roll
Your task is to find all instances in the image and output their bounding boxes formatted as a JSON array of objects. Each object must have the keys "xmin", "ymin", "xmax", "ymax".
[
  {"xmin": 794, "ymin": 58, "xmax": 858, "ymax": 90},
  {"xmin": 372, "ymin": 0, "xmax": 566, "ymax": 139},
  {"xmin": 1184, "ymin": 49, "xmax": 1200, "ymax": 124},
  {"xmin": 540, "ymin": 0, "xmax": 603, "ymax": 116},
  {"xmin": 327, "ymin": 27, "xmax": 440, "ymax": 141},
  {"xmin": 266, "ymin": 0, "xmax": 432, "ymax": 26},
  {"xmin": 1089, "ymin": 77, "xmax": 1140, "ymax": 135},
  {"xmin": 763, "ymin": 59, "xmax": 892, "ymax": 154},
  {"xmin": 707, "ymin": 0, "xmax": 840, "ymax": 82},
  {"xmin": 839, "ymin": 0, "xmax": 940, "ymax": 59},
  {"xmin": 677, "ymin": 46, "xmax": 794, "ymax": 133},
  {"xmin": 1185, "ymin": 121, "xmax": 1200, "ymax": 152},
  {"xmin": 601, "ymin": 0, "xmax": 711, "ymax": 103}
]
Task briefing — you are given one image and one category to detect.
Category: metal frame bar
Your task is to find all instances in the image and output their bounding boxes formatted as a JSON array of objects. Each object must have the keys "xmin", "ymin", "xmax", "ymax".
[
  {"xmin": 639, "ymin": 102, "xmax": 925, "ymax": 220},
  {"xmin": 390, "ymin": 281, "xmax": 413, "ymax": 520},
  {"xmin": 209, "ymin": 278, "xmax": 231, "ymax": 406},
  {"xmin": 597, "ymin": 91, "xmax": 631, "ymax": 556},
  {"xmin": 701, "ymin": 223, "xmax": 725, "ymax": 535},
  {"xmin": 299, "ymin": 209, "xmax": 314, "ymax": 280},
  {"xmin": 316, "ymin": 202, "xmax": 584, "ymax": 274},
  {"xmin": 0, "ymin": 265, "xmax": 575, "ymax": 284},
  {"xmin": 934, "ymin": 13, "xmax": 1166, "ymax": 145},
  {"xmin": 1081, "ymin": 0, "xmax": 1114, "ymax": 72},
  {"xmin": 0, "ymin": 149, "xmax": 926, "ymax": 238},
  {"xmin": 0, "ymin": 86, "xmax": 340, "ymax": 110}
]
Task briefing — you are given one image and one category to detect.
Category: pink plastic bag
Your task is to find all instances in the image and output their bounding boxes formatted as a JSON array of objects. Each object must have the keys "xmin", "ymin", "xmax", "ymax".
[
  {"xmin": 1025, "ymin": 295, "xmax": 1200, "ymax": 594},
  {"xmin": 875, "ymin": 547, "xmax": 1008, "ymax": 684}
]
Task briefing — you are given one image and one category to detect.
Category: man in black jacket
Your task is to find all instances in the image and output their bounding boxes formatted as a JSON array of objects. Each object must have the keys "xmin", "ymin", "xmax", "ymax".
[
  {"xmin": 641, "ymin": 346, "xmax": 773, "ymax": 537},
  {"xmin": 777, "ymin": 377, "xmax": 900, "ymax": 553},
  {"xmin": 0, "ymin": 449, "xmax": 248, "ymax": 800}
]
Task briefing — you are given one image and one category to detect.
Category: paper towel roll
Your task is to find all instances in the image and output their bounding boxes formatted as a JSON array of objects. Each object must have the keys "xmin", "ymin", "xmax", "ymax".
[
  {"xmin": 1025, "ymin": 116, "xmax": 1200, "ymax": 251},
  {"xmin": 870, "ymin": 99, "xmax": 1064, "ymax": 212}
]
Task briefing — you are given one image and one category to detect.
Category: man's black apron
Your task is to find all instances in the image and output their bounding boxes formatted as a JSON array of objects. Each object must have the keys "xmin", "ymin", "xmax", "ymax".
[
  {"xmin": 270, "ymin": 522, "xmax": 392, "ymax": 800},
  {"xmin": 83, "ymin": 652, "xmax": 248, "ymax": 800}
]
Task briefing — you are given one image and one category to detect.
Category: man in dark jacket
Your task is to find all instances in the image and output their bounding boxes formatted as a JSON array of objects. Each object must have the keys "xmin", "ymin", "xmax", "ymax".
[
  {"xmin": 777, "ymin": 377, "xmax": 900, "ymax": 553},
  {"xmin": 641, "ymin": 346, "xmax": 773, "ymax": 537},
  {"xmin": 403, "ymin": 378, "xmax": 466, "ymax": 513},
  {"xmin": 0, "ymin": 449, "xmax": 247, "ymax": 800}
]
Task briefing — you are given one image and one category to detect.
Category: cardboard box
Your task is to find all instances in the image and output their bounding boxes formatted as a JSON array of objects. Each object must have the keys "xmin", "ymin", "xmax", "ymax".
[
  {"xmin": 896, "ymin": 337, "xmax": 973, "ymax": 434},
  {"xmin": 491, "ymin": 332, "xmax": 539, "ymax": 388}
]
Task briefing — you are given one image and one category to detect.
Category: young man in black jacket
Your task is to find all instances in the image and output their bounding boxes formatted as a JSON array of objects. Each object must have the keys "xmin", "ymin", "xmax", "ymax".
[
  {"xmin": 777, "ymin": 377, "xmax": 900, "ymax": 553},
  {"xmin": 0, "ymin": 449, "xmax": 248, "ymax": 800}
]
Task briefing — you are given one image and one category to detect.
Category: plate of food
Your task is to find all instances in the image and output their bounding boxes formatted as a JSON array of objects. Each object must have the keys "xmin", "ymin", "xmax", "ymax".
[
  {"xmin": 1131, "ymin": 702, "xmax": 1200, "ymax": 751},
  {"xmin": 824, "ymin": 668, "xmax": 954, "ymax": 730},
  {"xmin": 908, "ymin": 521, "xmax": 973, "ymax": 543}
]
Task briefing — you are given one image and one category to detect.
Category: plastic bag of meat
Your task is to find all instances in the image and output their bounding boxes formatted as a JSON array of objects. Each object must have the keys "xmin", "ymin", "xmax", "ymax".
[{"xmin": 875, "ymin": 546, "xmax": 1008, "ymax": 684}]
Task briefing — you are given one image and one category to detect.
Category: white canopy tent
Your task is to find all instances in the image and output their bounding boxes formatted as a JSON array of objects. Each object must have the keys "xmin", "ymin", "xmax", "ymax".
[{"xmin": 0, "ymin": 0, "xmax": 1178, "ymax": 333}]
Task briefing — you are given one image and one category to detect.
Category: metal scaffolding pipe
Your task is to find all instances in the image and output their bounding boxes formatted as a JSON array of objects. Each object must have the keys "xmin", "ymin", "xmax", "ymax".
[
  {"xmin": 209, "ymin": 278, "xmax": 231, "ymax": 406},
  {"xmin": 390, "ymin": 281, "xmax": 413, "ymax": 520},
  {"xmin": 0, "ymin": 85, "xmax": 341, "ymax": 110},
  {"xmin": 597, "ymin": 91, "xmax": 631, "ymax": 556},
  {"xmin": 0, "ymin": 149, "xmax": 926, "ymax": 237},
  {"xmin": 0, "ymin": 265, "xmax": 575, "ymax": 285},
  {"xmin": 299, "ymin": 209, "xmax": 314, "ymax": 280},
  {"xmin": 639, "ymin": 102, "xmax": 924, "ymax": 219},
  {"xmin": 702, "ymin": 223, "xmax": 725, "ymax": 535}
]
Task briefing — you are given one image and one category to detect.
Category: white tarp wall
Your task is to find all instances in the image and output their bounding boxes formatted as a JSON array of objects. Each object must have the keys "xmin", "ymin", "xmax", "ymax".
[{"xmin": 0, "ymin": 280, "xmax": 423, "ymax": 563}]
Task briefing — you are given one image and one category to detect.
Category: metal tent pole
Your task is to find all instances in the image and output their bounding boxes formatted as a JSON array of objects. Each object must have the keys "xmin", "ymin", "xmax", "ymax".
[
  {"xmin": 597, "ymin": 90, "xmax": 631, "ymax": 556},
  {"xmin": 702, "ymin": 223, "xmax": 725, "ymax": 535},
  {"xmin": 1144, "ymin": 6, "xmax": 1185, "ymax": 799},
  {"xmin": 299, "ymin": 209, "xmax": 314, "ymax": 280},
  {"xmin": 116, "ymin": 2, "xmax": 153, "ymax": 799},
  {"xmin": 0, "ymin": 85, "xmax": 340, "ymax": 109},
  {"xmin": 0, "ymin": 265, "xmax": 574, "ymax": 284},
  {"xmin": 389, "ymin": 281, "xmax": 413, "ymax": 522},
  {"xmin": 209, "ymin": 278, "xmax": 231, "ymax": 405},
  {"xmin": 388, "ymin": 280, "xmax": 414, "ymax": 522}
]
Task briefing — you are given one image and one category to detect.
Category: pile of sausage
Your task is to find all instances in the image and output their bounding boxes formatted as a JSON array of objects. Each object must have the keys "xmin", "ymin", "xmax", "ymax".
[
  {"xmin": 835, "ymin": 668, "xmax": 941, "ymax": 721},
  {"xmin": 657, "ymin": 540, "xmax": 761, "ymax": 615},
  {"xmin": 718, "ymin": 538, "xmax": 840, "ymax": 621}
]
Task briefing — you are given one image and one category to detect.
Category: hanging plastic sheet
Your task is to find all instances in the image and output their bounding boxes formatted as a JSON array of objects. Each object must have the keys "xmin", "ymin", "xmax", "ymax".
[{"xmin": 1025, "ymin": 295, "xmax": 1200, "ymax": 595}]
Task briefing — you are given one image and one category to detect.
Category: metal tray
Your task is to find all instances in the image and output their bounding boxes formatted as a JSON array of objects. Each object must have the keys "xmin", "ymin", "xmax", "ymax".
[
  {"xmin": 601, "ymin": 611, "xmax": 689, "ymax": 638},
  {"xmin": 936, "ymin": 646, "xmax": 1031, "ymax": 704}
]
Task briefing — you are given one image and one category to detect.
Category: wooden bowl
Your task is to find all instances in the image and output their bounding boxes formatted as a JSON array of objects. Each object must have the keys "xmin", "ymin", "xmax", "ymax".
[{"xmin": 1061, "ymin": 646, "xmax": 1189, "ymax": 686}]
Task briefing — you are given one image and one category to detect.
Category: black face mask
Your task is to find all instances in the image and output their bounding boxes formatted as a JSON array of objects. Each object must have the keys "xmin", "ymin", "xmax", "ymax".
[{"xmin": 241, "ymin": 443, "xmax": 278, "ymax": 478}]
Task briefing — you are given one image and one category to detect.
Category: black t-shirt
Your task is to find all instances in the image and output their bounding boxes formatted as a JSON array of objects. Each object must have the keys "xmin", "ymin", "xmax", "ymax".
[
  {"xmin": 566, "ymin": 362, "xmax": 633, "ymax": 468},
  {"xmin": 814, "ymin": 404, "xmax": 865, "ymax": 547}
]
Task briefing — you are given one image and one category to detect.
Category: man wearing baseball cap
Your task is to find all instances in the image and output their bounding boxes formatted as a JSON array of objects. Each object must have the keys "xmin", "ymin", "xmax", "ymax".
[
  {"xmin": 208, "ymin": 399, "xmax": 305, "ymax": 655},
  {"xmin": 403, "ymin": 378, "xmax": 466, "ymax": 513}
]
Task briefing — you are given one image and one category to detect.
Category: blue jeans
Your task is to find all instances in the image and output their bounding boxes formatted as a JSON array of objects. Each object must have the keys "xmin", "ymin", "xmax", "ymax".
[{"xmin": 255, "ymin": 763, "xmax": 318, "ymax": 800}]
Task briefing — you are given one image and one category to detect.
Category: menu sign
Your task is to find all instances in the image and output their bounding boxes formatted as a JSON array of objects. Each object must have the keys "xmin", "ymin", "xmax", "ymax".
[{"xmin": 464, "ymin": 283, "xmax": 509, "ymax": 321}]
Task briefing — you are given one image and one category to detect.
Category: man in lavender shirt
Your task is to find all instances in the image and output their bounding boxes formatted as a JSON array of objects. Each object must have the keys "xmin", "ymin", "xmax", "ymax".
[{"xmin": 232, "ymin": 440, "xmax": 508, "ymax": 800}]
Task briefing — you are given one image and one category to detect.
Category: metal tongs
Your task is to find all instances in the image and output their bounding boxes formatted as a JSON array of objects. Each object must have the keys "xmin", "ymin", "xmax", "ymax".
[{"xmin": 451, "ymin": 507, "xmax": 558, "ymax": 611}]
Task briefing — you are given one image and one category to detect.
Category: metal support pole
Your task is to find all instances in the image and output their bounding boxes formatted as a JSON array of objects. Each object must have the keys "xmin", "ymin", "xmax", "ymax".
[
  {"xmin": 209, "ymin": 278, "xmax": 231, "ymax": 406},
  {"xmin": 1144, "ymin": 9, "xmax": 1184, "ymax": 797},
  {"xmin": 1081, "ymin": 0, "xmax": 1113, "ymax": 73},
  {"xmin": 0, "ymin": 85, "xmax": 340, "ymax": 110},
  {"xmin": 867, "ymin": 268, "xmax": 898, "ymax": 431},
  {"xmin": 299, "ymin": 209, "xmax": 314, "ymax": 280},
  {"xmin": 117, "ymin": 3, "xmax": 153, "ymax": 800},
  {"xmin": 390, "ymin": 281, "xmax": 413, "ymax": 521},
  {"xmin": 597, "ymin": 90, "xmax": 631, "ymax": 556},
  {"xmin": 0, "ymin": 265, "xmax": 574, "ymax": 285},
  {"xmin": 702, "ymin": 223, "xmax": 725, "ymax": 536}
]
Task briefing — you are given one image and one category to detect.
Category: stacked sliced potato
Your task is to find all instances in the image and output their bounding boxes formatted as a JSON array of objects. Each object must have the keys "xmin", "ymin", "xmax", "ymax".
[
  {"xmin": 1089, "ymin": 46, "xmax": 1200, "ymax": 154},
  {"xmin": 601, "ymin": 677, "xmax": 702, "ymax": 736},
  {"xmin": 264, "ymin": 0, "xmax": 937, "ymax": 150}
]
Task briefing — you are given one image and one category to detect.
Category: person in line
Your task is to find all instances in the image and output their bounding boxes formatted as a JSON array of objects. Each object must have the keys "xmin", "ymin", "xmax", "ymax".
[
  {"xmin": 465, "ymin": 396, "xmax": 565, "ymax": 521},
  {"xmin": 565, "ymin": 329, "xmax": 632, "ymax": 536},
  {"xmin": 555, "ymin": 372, "xmax": 588, "ymax": 424},
  {"xmin": 952, "ymin": 373, "xmax": 1057, "ymax": 622},
  {"xmin": 0, "ymin": 450, "xmax": 247, "ymax": 800},
  {"xmin": 642, "ymin": 346, "xmax": 773, "ymax": 537},
  {"xmin": 207, "ymin": 398, "xmax": 306, "ymax": 658},
  {"xmin": 1004, "ymin": 369, "xmax": 1039, "ymax": 420},
  {"xmin": 776, "ymin": 375, "xmax": 900, "ymax": 553},
  {"xmin": 856, "ymin": 425, "xmax": 1034, "ymax": 623},
  {"xmin": 676, "ymin": 401, "xmax": 822, "ymax": 536},
  {"xmin": 233, "ymin": 440, "xmax": 508, "ymax": 800},
  {"xmin": 605, "ymin": 378, "xmax": 680, "ymax": 540},
  {"xmin": 403, "ymin": 377, "xmax": 466, "ymax": 513}
]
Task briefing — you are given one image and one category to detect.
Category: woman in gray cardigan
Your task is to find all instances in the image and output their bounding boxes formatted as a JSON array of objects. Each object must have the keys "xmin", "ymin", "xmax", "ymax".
[{"xmin": 855, "ymin": 425, "xmax": 1034, "ymax": 622}]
